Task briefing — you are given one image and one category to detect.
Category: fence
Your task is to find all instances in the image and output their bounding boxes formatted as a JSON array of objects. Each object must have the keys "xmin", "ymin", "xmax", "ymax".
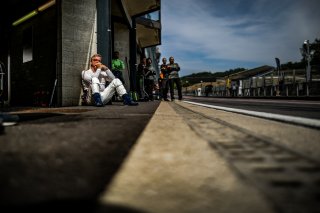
[{"xmin": 185, "ymin": 69, "xmax": 320, "ymax": 97}]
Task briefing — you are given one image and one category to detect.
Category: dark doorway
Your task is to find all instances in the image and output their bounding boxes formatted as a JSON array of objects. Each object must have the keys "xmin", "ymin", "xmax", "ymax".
[{"xmin": 10, "ymin": 5, "xmax": 57, "ymax": 106}]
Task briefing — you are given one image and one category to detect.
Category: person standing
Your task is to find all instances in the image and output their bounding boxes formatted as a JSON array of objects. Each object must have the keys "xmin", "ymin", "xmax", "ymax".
[
  {"xmin": 137, "ymin": 57, "xmax": 146, "ymax": 100},
  {"xmin": 81, "ymin": 54, "xmax": 138, "ymax": 106},
  {"xmin": 158, "ymin": 66, "xmax": 164, "ymax": 100},
  {"xmin": 143, "ymin": 58, "xmax": 156, "ymax": 101},
  {"xmin": 160, "ymin": 57, "xmax": 170, "ymax": 101},
  {"xmin": 111, "ymin": 51, "xmax": 125, "ymax": 84},
  {"xmin": 167, "ymin": 56, "xmax": 182, "ymax": 101}
]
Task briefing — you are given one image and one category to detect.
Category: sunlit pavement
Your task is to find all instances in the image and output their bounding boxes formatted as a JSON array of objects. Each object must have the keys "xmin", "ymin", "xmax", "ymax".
[
  {"xmin": 99, "ymin": 101, "xmax": 320, "ymax": 213},
  {"xmin": 99, "ymin": 101, "xmax": 274, "ymax": 213}
]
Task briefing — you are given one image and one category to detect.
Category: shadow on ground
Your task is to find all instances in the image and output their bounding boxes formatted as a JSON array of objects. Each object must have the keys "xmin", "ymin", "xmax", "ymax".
[{"xmin": 0, "ymin": 102, "xmax": 160, "ymax": 213}]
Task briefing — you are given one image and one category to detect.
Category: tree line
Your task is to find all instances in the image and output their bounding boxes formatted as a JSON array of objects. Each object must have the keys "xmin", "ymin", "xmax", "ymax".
[{"xmin": 181, "ymin": 38, "xmax": 320, "ymax": 86}]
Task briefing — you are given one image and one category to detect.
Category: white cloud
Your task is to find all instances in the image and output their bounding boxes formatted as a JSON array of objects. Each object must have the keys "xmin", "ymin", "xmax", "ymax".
[{"xmin": 160, "ymin": 0, "xmax": 320, "ymax": 75}]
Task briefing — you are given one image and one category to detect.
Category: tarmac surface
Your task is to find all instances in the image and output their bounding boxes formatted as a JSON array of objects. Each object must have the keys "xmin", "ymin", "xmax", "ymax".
[
  {"xmin": 0, "ymin": 101, "xmax": 159, "ymax": 212},
  {"xmin": 0, "ymin": 100, "xmax": 320, "ymax": 213}
]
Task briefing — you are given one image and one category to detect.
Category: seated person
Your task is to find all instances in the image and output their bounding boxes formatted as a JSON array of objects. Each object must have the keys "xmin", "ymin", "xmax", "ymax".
[{"xmin": 81, "ymin": 54, "xmax": 138, "ymax": 106}]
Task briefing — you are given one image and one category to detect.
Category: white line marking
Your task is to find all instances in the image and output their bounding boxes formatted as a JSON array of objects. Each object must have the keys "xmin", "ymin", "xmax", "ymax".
[{"xmin": 183, "ymin": 101, "xmax": 320, "ymax": 129}]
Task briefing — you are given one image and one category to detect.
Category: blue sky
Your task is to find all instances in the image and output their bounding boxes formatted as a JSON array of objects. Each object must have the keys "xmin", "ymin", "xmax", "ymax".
[{"xmin": 159, "ymin": 0, "xmax": 320, "ymax": 76}]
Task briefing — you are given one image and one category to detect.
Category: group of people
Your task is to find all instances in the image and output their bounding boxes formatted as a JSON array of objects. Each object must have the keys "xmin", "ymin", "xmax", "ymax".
[
  {"xmin": 137, "ymin": 56, "xmax": 182, "ymax": 102},
  {"xmin": 81, "ymin": 53, "xmax": 182, "ymax": 107},
  {"xmin": 158, "ymin": 56, "xmax": 182, "ymax": 101}
]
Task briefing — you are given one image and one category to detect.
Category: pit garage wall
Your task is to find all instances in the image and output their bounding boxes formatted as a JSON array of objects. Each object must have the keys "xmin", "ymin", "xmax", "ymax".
[
  {"xmin": 59, "ymin": 0, "xmax": 152, "ymax": 106},
  {"xmin": 60, "ymin": 0, "xmax": 97, "ymax": 106},
  {"xmin": 113, "ymin": 22, "xmax": 130, "ymax": 91},
  {"xmin": 9, "ymin": 4, "xmax": 57, "ymax": 107}
]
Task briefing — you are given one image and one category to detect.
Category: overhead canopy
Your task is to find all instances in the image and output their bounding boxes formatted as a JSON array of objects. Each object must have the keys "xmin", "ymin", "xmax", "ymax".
[
  {"xmin": 112, "ymin": 0, "xmax": 161, "ymax": 48},
  {"xmin": 136, "ymin": 17, "xmax": 161, "ymax": 48},
  {"xmin": 123, "ymin": 0, "xmax": 160, "ymax": 17}
]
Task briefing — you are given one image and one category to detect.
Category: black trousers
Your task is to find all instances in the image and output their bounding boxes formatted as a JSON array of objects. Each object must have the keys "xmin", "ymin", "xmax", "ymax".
[
  {"xmin": 145, "ymin": 79, "xmax": 154, "ymax": 100},
  {"xmin": 169, "ymin": 78, "xmax": 182, "ymax": 100},
  {"xmin": 161, "ymin": 79, "xmax": 170, "ymax": 100},
  {"xmin": 112, "ymin": 70, "xmax": 125, "ymax": 85}
]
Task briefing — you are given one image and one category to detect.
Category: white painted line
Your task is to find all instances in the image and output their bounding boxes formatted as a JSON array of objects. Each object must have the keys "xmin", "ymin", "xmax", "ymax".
[{"xmin": 183, "ymin": 101, "xmax": 320, "ymax": 129}]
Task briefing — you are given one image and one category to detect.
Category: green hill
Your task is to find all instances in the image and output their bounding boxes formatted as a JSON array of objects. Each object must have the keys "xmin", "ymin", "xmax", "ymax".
[{"xmin": 180, "ymin": 68, "xmax": 246, "ymax": 85}]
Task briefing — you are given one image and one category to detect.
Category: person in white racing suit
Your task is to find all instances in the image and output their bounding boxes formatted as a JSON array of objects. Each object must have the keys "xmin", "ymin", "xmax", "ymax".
[{"xmin": 81, "ymin": 54, "xmax": 138, "ymax": 107}]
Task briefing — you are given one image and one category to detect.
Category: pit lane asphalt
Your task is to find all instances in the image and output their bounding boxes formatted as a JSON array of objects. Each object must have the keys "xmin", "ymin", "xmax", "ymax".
[
  {"xmin": 0, "ymin": 101, "xmax": 160, "ymax": 212},
  {"xmin": 2, "ymin": 100, "xmax": 317, "ymax": 213}
]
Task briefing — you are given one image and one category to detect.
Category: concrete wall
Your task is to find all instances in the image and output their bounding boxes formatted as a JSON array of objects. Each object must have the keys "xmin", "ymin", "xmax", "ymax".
[{"xmin": 60, "ymin": 0, "xmax": 97, "ymax": 106}]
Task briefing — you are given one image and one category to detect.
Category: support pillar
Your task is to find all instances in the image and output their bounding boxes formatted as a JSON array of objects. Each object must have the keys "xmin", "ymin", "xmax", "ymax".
[
  {"xmin": 129, "ymin": 18, "xmax": 137, "ymax": 92},
  {"xmin": 97, "ymin": 0, "xmax": 111, "ymax": 67}
]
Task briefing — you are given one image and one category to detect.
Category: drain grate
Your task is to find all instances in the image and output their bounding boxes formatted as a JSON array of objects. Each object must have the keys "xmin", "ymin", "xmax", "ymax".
[{"xmin": 171, "ymin": 102, "xmax": 320, "ymax": 213}]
